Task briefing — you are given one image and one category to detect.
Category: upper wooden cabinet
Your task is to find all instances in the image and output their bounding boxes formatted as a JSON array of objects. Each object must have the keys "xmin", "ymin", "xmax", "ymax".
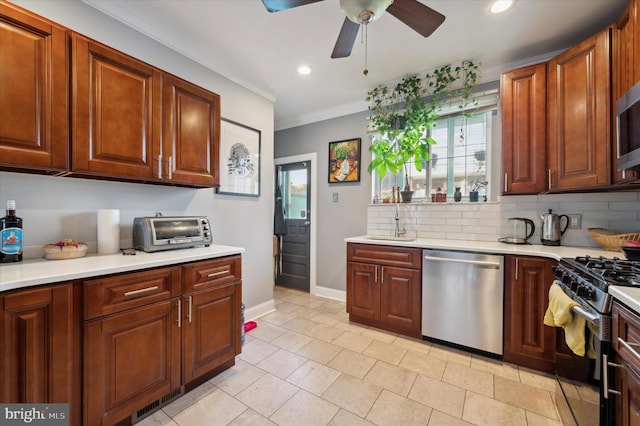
[
  {"xmin": 0, "ymin": 2, "xmax": 68, "ymax": 173},
  {"xmin": 501, "ymin": 63, "xmax": 548, "ymax": 194},
  {"xmin": 547, "ymin": 28, "xmax": 612, "ymax": 191}
]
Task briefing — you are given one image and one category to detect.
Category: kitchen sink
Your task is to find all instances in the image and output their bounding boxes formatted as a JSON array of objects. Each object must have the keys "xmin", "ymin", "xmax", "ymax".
[{"xmin": 365, "ymin": 235, "xmax": 417, "ymax": 242}]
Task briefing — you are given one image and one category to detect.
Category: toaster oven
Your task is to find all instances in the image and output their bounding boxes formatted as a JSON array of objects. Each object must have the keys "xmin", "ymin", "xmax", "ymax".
[{"xmin": 133, "ymin": 216, "xmax": 212, "ymax": 252}]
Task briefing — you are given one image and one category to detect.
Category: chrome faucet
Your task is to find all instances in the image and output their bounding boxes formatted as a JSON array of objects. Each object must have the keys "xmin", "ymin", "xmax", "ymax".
[{"xmin": 394, "ymin": 204, "xmax": 406, "ymax": 237}]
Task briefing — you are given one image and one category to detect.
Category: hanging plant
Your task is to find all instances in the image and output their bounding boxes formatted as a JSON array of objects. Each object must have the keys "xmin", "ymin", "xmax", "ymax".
[{"xmin": 366, "ymin": 61, "xmax": 480, "ymax": 180}]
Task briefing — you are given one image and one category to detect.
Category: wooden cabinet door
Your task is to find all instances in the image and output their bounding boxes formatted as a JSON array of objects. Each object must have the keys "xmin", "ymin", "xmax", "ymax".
[
  {"xmin": 500, "ymin": 63, "xmax": 547, "ymax": 194},
  {"xmin": 548, "ymin": 29, "xmax": 611, "ymax": 190},
  {"xmin": 616, "ymin": 358, "xmax": 640, "ymax": 426},
  {"xmin": 346, "ymin": 262, "xmax": 379, "ymax": 320},
  {"xmin": 84, "ymin": 299, "xmax": 181, "ymax": 426},
  {"xmin": 0, "ymin": 3, "xmax": 68, "ymax": 173},
  {"xmin": 613, "ymin": 0, "xmax": 639, "ymax": 183},
  {"xmin": 1, "ymin": 284, "xmax": 77, "ymax": 419},
  {"xmin": 634, "ymin": 0, "xmax": 640, "ymax": 85},
  {"xmin": 380, "ymin": 266, "xmax": 421, "ymax": 335},
  {"xmin": 163, "ymin": 75, "xmax": 220, "ymax": 187},
  {"xmin": 504, "ymin": 256, "xmax": 555, "ymax": 372},
  {"xmin": 182, "ymin": 282, "xmax": 241, "ymax": 384},
  {"xmin": 71, "ymin": 34, "xmax": 162, "ymax": 181}
]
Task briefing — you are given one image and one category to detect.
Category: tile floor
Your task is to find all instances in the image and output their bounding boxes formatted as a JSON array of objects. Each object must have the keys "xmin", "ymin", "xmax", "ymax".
[{"xmin": 138, "ymin": 286, "xmax": 598, "ymax": 426}]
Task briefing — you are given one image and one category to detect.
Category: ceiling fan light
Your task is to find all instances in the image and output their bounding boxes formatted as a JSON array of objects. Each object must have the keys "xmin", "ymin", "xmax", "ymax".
[
  {"xmin": 297, "ymin": 65, "xmax": 312, "ymax": 75},
  {"xmin": 340, "ymin": 0, "xmax": 394, "ymax": 24},
  {"xmin": 490, "ymin": 0, "xmax": 514, "ymax": 14}
]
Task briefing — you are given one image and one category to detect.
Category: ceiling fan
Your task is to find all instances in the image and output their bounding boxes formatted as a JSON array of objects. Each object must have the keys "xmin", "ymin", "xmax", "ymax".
[{"xmin": 261, "ymin": 0, "xmax": 446, "ymax": 59}]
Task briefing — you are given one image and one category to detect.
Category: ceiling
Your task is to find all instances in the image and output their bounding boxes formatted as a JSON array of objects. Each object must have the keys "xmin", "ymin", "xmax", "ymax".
[{"xmin": 82, "ymin": 0, "xmax": 627, "ymax": 131}]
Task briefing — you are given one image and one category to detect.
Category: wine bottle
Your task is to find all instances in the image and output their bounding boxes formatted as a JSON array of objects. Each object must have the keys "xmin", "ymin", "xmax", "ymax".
[{"xmin": 1, "ymin": 200, "xmax": 23, "ymax": 263}]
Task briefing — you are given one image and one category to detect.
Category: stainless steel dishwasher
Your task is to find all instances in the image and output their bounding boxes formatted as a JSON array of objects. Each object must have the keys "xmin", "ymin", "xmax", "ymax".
[{"xmin": 421, "ymin": 249, "xmax": 504, "ymax": 356}]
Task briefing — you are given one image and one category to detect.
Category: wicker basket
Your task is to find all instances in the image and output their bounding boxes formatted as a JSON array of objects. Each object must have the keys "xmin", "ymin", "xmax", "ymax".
[{"xmin": 587, "ymin": 228, "xmax": 640, "ymax": 252}]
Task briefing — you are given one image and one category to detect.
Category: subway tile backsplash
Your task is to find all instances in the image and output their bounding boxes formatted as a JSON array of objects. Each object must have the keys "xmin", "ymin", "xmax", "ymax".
[{"xmin": 367, "ymin": 191, "xmax": 640, "ymax": 248}]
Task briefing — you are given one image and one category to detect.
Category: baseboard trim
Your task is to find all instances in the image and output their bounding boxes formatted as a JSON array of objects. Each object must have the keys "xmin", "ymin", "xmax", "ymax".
[
  {"xmin": 313, "ymin": 286, "xmax": 346, "ymax": 302},
  {"xmin": 244, "ymin": 299, "xmax": 276, "ymax": 322}
]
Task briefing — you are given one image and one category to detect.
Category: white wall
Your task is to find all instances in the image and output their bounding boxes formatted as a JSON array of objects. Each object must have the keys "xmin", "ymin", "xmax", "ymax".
[{"xmin": 4, "ymin": 0, "xmax": 275, "ymax": 316}]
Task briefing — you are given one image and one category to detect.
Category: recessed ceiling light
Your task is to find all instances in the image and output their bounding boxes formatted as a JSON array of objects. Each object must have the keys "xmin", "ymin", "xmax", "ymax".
[
  {"xmin": 490, "ymin": 0, "xmax": 514, "ymax": 14},
  {"xmin": 297, "ymin": 65, "xmax": 312, "ymax": 75}
]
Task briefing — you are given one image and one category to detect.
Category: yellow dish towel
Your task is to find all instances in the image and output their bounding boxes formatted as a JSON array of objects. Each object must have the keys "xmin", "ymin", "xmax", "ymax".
[{"xmin": 544, "ymin": 282, "xmax": 595, "ymax": 358}]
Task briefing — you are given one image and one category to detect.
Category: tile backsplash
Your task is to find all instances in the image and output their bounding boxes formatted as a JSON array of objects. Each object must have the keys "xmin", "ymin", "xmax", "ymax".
[{"xmin": 367, "ymin": 191, "xmax": 640, "ymax": 249}]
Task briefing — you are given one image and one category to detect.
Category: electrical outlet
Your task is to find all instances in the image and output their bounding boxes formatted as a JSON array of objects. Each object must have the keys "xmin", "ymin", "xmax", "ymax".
[
  {"xmin": 568, "ymin": 214, "xmax": 582, "ymax": 229},
  {"xmin": 332, "ymin": 192, "xmax": 339, "ymax": 203}
]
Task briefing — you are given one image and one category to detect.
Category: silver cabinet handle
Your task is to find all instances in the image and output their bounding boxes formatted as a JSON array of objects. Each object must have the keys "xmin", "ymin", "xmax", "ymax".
[
  {"xmin": 424, "ymin": 255, "xmax": 501, "ymax": 269},
  {"xmin": 603, "ymin": 353, "xmax": 621, "ymax": 399},
  {"xmin": 374, "ymin": 265, "xmax": 378, "ymax": 283},
  {"xmin": 381, "ymin": 266, "xmax": 385, "ymax": 284},
  {"xmin": 188, "ymin": 296, "xmax": 193, "ymax": 323},
  {"xmin": 504, "ymin": 173, "xmax": 508, "ymax": 193},
  {"xmin": 515, "ymin": 258, "xmax": 519, "ymax": 280},
  {"xmin": 208, "ymin": 270, "xmax": 228, "ymax": 278},
  {"xmin": 124, "ymin": 286, "xmax": 159, "ymax": 296},
  {"xmin": 168, "ymin": 156, "xmax": 173, "ymax": 180},
  {"xmin": 548, "ymin": 169, "xmax": 552, "ymax": 190},
  {"xmin": 158, "ymin": 155, "xmax": 163, "ymax": 179},
  {"xmin": 619, "ymin": 337, "xmax": 640, "ymax": 362},
  {"xmin": 177, "ymin": 299, "xmax": 181, "ymax": 328}
]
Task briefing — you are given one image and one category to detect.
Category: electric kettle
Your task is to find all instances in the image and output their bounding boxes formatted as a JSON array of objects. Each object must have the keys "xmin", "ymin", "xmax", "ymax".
[
  {"xmin": 499, "ymin": 217, "xmax": 535, "ymax": 244},
  {"xmin": 540, "ymin": 209, "xmax": 569, "ymax": 246}
]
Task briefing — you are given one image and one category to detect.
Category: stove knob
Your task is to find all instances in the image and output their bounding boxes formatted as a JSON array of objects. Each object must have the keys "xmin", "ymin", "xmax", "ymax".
[
  {"xmin": 569, "ymin": 278, "xmax": 579, "ymax": 292},
  {"xmin": 576, "ymin": 285, "xmax": 593, "ymax": 300}
]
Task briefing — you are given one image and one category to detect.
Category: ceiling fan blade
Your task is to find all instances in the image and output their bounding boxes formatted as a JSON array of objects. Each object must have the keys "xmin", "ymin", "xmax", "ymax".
[
  {"xmin": 386, "ymin": 0, "xmax": 445, "ymax": 37},
  {"xmin": 261, "ymin": 0, "xmax": 324, "ymax": 13},
  {"xmin": 331, "ymin": 17, "xmax": 360, "ymax": 58}
]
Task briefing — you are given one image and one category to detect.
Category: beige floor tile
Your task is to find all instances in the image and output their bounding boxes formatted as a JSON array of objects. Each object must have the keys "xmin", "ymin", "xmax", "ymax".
[
  {"xmin": 296, "ymin": 339, "xmax": 343, "ymax": 364},
  {"xmin": 462, "ymin": 392, "xmax": 527, "ymax": 426},
  {"xmin": 136, "ymin": 410, "xmax": 178, "ymax": 426},
  {"xmin": 442, "ymin": 362, "xmax": 494, "ymax": 398},
  {"xmin": 286, "ymin": 360, "xmax": 341, "ymax": 395},
  {"xmin": 332, "ymin": 331, "xmax": 374, "ymax": 353},
  {"xmin": 469, "ymin": 356, "xmax": 520, "ymax": 381},
  {"xmin": 309, "ymin": 312, "xmax": 342, "ymax": 327},
  {"xmin": 392, "ymin": 336, "xmax": 432, "ymax": 354},
  {"xmin": 525, "ymin": 411, "xmax": 564, "ymax": 426},
  {"xmin": 281, "ymin": 317, "xmax": 323, "ymax": 335},
  {"xmin": 209, "ymin": 359, "xmax": 265, "ymax": 396},
  {"xmin": 270, "ymin": 389, "xmax": 340, "ymax": 426},
  {"xmin": 270, "ymin": 330, "xmax": 314, "ymax": 352},
  {"xmin": 328, "ymin": 409, "xmax": 375, "ymax": 426},
  {"xmin": 428, "ymin": 410, "xmax": 475, "ymax": 425},
  {"xmin": 366, "ymin": 389, "xmax": 432, "ymax": 425},
  {"xmin": 364, "ymin": 361, "xmax": 417, "ymax": 396},
  {"xmin": 399, "ymin": 349, "xmax": 447, "ymax": 380},
  {"xmin": 315, "ymin": 300, "xmax": 347, "ymax": 315},
  {"xmin": 308, "ymin": 323, "xmax": 345, "ymax": 343},
  {"xmin": 518, "ymin": 368, "xmax": 558, "ymax": 392},
  {"xmin": 494, "ymin": 376, "xmax": 559, "ymax": 420},
  {"xmin": 334, "ymin": 320, "xmax": 368, "ymax": 334},
  {"xmin": 248, "ymin": 321, "xmax": 288, "ymax": 342},
  {"xmin": 362, "ymin": 339, "xmax": 408, "ymax": 365},
  {"xmin": 237, "ymin": 338, "xmax": 279, "ymax": 365},
  {"xmin": 269, "ymin": 301, "xmax": 302, "ymax": 314},
  {"xmin": 321, "ymin": 373, "xmax": 383, "ymax": 417},
  {"xmin": 428, "ymin": 344, "xmax": 472, "ymax": 367},
  {"xmin": 161, "ymin": 381, "xmax": 215, "ymax": 418},
  {"xmin": 235, "ymin": 373, "xmax": 298, "ymax": 417},
  {"xmin": 228, "ymin": 408, "xmax": 275, "ymax": 425},
  {"xmin": 361, "ymin": 327, "xmax": 398, "ymax": 343},
  {"xmin": 172, "ymin": 388, "xmax": 247, "ymax": 426},
  {"xmin": 408, "ymin": 374, "xmax": 466, "ymax": 418},
  {"xmin": 256, "ymin": 348, "xmax": 308, "ymax": 379},
  {"xmin": 260, "ymin": 310, "xmax": 299, "ymax": 326},
  {"xmin": 574, "ymin": 381, "xmax": 599, "ymax": 404},
  {"xmin": 327, "ymin": 349, "xmax": 377, "ymax": 379}
]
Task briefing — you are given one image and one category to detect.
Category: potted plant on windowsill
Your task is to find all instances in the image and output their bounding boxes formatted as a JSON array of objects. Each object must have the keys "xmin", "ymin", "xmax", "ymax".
[{"xmin": 366, "ymin": 61, "xmax": 479, "ymax": 202}]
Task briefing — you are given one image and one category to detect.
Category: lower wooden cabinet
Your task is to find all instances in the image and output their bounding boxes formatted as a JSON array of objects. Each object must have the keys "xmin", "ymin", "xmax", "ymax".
[
  {"xmin": 0, "ymin": 283, "xmax": 80, "ymax": 426},
  {"xmin": 346, "ymin": 243, "xmax": 421, "ymax": 338},
  {"xmin": 612, "ymin": 301, "xmax": 640, "ymax": 426},
  {"xmin": 504, "ymin": 255, "xmax": 589, "ymax": 380}
]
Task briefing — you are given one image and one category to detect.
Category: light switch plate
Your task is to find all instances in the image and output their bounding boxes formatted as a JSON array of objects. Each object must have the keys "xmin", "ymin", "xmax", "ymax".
[
  {"xmin": 568, "ymin": 214, "xmax": 582, "ymax": 229},
  {"xmin": 332, "ymin": 192, "xmax": 339, "ymax": 202}
]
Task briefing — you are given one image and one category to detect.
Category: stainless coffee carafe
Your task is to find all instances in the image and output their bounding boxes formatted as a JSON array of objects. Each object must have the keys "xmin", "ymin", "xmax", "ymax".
[{"xmin": 540, "ymin": 209, "xmax": 569, "ymax": 246}]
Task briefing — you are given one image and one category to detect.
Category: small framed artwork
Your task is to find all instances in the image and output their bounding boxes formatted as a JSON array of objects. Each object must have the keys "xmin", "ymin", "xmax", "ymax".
[
  {"xmin": 216, "ymin": 118, "xmax": 261, "ymax": 197},
  {"xmin": 328, "ymin": 138, "xmax": 361, "ymax": 183}
]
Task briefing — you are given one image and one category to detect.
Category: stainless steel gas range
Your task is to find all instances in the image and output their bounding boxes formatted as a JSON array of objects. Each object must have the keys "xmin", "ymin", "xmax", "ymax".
[{"xmin": 551, "ymin": 255, "xmax": 640, "ymax": 426}]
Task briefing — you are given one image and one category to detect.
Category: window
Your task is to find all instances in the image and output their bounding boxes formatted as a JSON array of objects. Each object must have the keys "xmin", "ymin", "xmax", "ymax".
[{"xmin": 372, "ymin": 108, "xmax": 495, "ymax": 202}]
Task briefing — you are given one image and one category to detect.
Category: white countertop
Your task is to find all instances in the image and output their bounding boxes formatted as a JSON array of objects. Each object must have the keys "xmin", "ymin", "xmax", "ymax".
[
  {"xmin": 346, "ymin": 235, "xmax": 640, "ymax": 313},
  {"xmin": 0, "ymin": 245, "xmax": 244, "ymax": 293}
]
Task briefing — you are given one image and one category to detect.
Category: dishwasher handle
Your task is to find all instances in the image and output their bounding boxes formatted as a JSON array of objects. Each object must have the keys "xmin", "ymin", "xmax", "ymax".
[{"xmin": 424, "ymin": 255, "xmax": 501, "ymax": 269}]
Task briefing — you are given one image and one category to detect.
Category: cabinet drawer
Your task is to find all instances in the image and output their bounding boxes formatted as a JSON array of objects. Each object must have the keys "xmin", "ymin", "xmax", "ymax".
[
  {"xmin": 613, "ymin": 302, "xmax": 640, "ymax": 370},
  {"xmin": 84, "ymin": 267, "xmax": 181, "ymax": 320},
  {"xmin": 183, "ymin": 255, "xmax": 242, "ymax": 293},
  {"xmin": 347, "ymin": 243, "xmax": 421, "ymax": 269}
]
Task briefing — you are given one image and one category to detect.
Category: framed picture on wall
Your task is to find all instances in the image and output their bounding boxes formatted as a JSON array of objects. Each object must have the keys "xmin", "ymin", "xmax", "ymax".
[
  {"xmin": 328, "ymin": 138, "xmax": 361, "ymax": 183},
  {"xmin": 216, "ymin": 118, "xmax": 261, "ymax": 197}
]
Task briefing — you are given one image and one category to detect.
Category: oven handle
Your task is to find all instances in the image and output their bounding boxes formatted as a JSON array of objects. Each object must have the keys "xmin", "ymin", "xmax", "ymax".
[{"xmin": 570, "ymin": 305, "xmax": 599, "ymax": 325}]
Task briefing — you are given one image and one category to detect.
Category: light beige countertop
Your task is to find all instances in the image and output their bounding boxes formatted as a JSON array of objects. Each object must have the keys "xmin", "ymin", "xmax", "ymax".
[
  {"xmin": 346, "ymin": 235, "xmax": 640, "ymax": 313},
  {"xmin": 0, "ymin": 245, "xmax": 244, "ymax": 293}
]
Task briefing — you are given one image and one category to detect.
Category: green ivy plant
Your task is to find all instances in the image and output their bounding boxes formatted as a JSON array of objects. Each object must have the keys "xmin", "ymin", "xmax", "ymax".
[{"xmin": 366, "ymin": 61, "xmax": 480, "ymax": 180}]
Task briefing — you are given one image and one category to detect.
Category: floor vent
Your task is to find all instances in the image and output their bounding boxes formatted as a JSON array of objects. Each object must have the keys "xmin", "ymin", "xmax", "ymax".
[{"xmin": 131, "ymin": 387, "xmax": 184, "ymax": 424}]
